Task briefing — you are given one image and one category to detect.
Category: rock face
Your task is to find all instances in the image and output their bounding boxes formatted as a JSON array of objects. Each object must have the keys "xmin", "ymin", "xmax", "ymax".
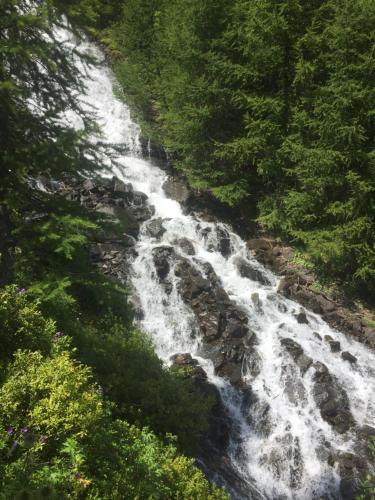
[
  {"xmin": 59, "ymin": 175, "xmax": 155, "ymax": 238},
  {"xmin": 312, "ymin": 362, "xmax": 355, "ymax": 434},
  {"xmin": 247, "ymin": 237, "xmax": 375, "ymax": 348},
  {"xmin": 151, "ymin": 249, "xmax": 261, "ymax": 386}
]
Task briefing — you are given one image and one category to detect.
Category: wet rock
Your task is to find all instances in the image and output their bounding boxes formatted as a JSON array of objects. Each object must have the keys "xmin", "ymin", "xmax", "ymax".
[
  {"xmin": 200, "ymin": 226, "xmax": 231, "ymax": 257},
  {"xmin": 246, "ymin": 349, "xmax": 262, "ymax": 378},
  {"xmin": 216, "ymin": 226, "xmax": 231, "ymax": 258},
  {"xmin": 144, "ymin": 217, "xmax": 167, "ymax": 239},
  {"xmin": 112, "ymin": 177, "xmax": 133, "ymax": 196},
  {"xmin": 363, "ymin": 326, "xmax": 375, "ymax": 349},
  {"xmin": 199, "ymin": 261, "xmax": 221, "ymax": 288},
  {"xmin": 280, "ymin": 338, "xmax": 313, "ymax": 375},
  {"xmin": 267, "ymin": 433, "xmax": 303, "ymax": 489},
  {"xmin": 242, "ymin": 389, "xmax": 274, "ymax": 437},
  {"xmin": 152, "ymin": 246, "xmax": 175, "ymax": 281},
  {"xmin": 128, "ymin": 292, "xmax": 144, "ymax": 320},
  {"xmin": 251, "ymin": 292, "xmax": 262, "ymax": 312},
  {"xmin": 313, "ymin": 332, "xmax": 322, "ymax": 341},
  {"xmin": 131, "ymin": 204, "xmax": 155, "ymax": 222},
  {"xmin": 174, "ymin": 257, "xmax": 249, "ymax": 346},
  {"xmin": 329, "ymin": 340, "xmax": 341, "ymax": 353},
  {"xmin": 312, "ymin": 362, "xmax": 355, "ymax": 433},
  {"xmin": 174, "ymin": 237, "xmax": 195, "ymax": 255},
  {"xmin": 200, "ymin": 337, "xmax": 251, "ymax": 386},
  {"xmin": 280, "ymin": 338, "xmax": 304, "ymax": 360},
  {"xmin": 295, "ymin": 309, "xmax": 309, "ymax": 324},
  {"xmin": 234, "ymin": 256, "xmax": 271, "ymax": 286},
  {"xmin": 341, "ymin": 351, "xmax": 357, "ymax": 364},
  {"xmin": 284, "ymin": 375, "xmax": 306, "ymax": 405},
  {"xmin": 329, "ymin": 452, "xmax": 369, "ymax": 500}
]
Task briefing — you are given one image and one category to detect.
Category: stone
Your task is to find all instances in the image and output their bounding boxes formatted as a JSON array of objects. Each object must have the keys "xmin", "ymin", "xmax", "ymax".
[
  {"xmin": 162, "ymin": 176, "xmax": 191, "ymax": 203},
  {"xmin": 234, "ymin": 256, "xmax": 271, "ymax": 286},
  {"xmin": 295, "ymin": 309, "xmax": 309, "ymax": 324},
  {"xmin": 152, "ymin": 246, "xmax": 175, "ymax": 280},
  {"xmin": 174, "ymin": 237, "xmax": 195, "ymax": 255},
  {"xmin": 251, "ymin": 292, "xmax": 262, "ymax": 311},
  {"xmin": 329, "ymin": 340, "xmax": 341, "ymax": 353},
  {"xmin": 312, "ymin": 362, "xmax": 355, "ymax": 433},
  {"xmin": 144, "ymin": 217, "xmax": 167, "ymax": 239},
  {"xmin": 112, "ymin": 176, "xmax": 133, "ymax": 194},
  {"xmin": 280, "ymin": 338, "xmax": 312, "ymax": 375},
  {"xmin": 341, "ymin": 351, "xmax": 357, "ymax": 364},
  {"xmin": 216, "ymin": 226, "xmax": 231, "ymax": 258}
]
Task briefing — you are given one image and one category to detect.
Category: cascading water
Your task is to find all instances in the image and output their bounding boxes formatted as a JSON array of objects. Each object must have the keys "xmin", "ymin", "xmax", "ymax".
[{"xmin": 63, "ymin": 30, "xmax": 375, "ymax": 499}]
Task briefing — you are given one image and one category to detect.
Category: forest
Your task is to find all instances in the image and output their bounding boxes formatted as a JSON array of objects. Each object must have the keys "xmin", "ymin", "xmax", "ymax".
[{"xmin": 0, "ymin": 0, "xmax": 374, "ymax": 498}]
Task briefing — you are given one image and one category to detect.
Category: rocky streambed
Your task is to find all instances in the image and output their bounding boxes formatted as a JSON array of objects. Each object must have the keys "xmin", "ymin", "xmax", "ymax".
[{"xmin": 47, "ymin": 172, "xmax": 375, "ymax": 500}]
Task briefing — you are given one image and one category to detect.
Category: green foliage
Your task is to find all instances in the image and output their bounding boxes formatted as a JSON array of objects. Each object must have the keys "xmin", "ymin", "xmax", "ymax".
[
  {"xmin": 0, "ymin": 296, "xmax": 224, "ymax": 498},
  {"xmin": 88, "ymin": 420, "xmax": 228, "ymax": 499},
  {"xmin": 75, "ymin": 318, "xmax": 212, "ymax": 454},
  {"xmin": 0, "ymin": 286, "xmax": 54, "ymax": 377}
]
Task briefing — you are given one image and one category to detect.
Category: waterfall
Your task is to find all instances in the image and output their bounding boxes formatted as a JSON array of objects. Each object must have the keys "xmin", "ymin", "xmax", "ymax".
[{"xmin": 65, "ymin": 31, "xmax": 375, "ymax": 500}]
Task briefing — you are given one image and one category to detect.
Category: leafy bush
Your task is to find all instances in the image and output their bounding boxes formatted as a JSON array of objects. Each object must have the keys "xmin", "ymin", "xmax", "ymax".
[{"xmin": 0, "ymin": 286, "xmax": 55, "ymax": 377}]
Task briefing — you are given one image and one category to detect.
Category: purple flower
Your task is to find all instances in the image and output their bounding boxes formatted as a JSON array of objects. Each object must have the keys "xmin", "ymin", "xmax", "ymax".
[
  {"xmin": 16, "ymin": 287, "xmax": 26, "ymax": 295},
  {"xmin": 21, "ymin": 427, "xmax": 29, "ymax": 434},
  {"xmin": 6, "ymin": 427, "xmax": 15, "ymax": 435},
  {"xmin": 74, "ymin": 472, "xmax": 81, "ymax": 479}
]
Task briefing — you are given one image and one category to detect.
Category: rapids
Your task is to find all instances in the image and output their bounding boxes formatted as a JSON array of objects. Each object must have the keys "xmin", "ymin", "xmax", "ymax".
[{"xmin": 63, "ymin": 30, "xmax": 375, "ymax": 500}]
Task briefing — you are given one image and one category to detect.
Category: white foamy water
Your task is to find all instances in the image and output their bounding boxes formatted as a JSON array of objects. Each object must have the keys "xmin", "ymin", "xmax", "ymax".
[{"xmin": 63, "ymin": 29, "xmax": 375, "ymax": 500}]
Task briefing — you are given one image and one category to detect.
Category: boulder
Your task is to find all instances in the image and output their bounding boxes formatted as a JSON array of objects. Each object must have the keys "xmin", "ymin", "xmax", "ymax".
[
  {"xmin": 152, "ymin": 246, "xmax": 175, "ymax": 281},
  {"xmin": 216, "ymin": 226, "xmax": 231, "ymax": 258},
  {"xmin": 280, "ymin": 338, "xmax": 312, "ymax": 375},
  {"xmin": 144, "ymin": 218, "xmax": 167, "ymax": 239},
  {"xmin": 242, "ymin": 389, "xmax": 274, "ymax": 437},
  {"xmin": 312, "ymin": 362, "xmax": 355, "ymax": 434},
  {"xmin": 329, "ymin": 340, "xmax": 341, "ymax": 353},
  {"xmin": 173, "ymin": 237, "xmax": 195, "ymax": 255},
  {"xmin": 162, "ymin": 176, "xmax": 191, "ymax": 203},
  {"xmin": 234, "ymin": 256, "xmax": 271, "ymax": 286},
  {"xmin": 341, "ymin": 351, "xmax": 357, "ymax": 364},
  {"xmin": 294, "ymin": 309, "xmax": 309, "ymax": 325}
]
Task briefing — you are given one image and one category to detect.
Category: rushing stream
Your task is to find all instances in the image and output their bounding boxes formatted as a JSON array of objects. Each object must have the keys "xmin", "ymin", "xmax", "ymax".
[{"xmin": 64, "ymin": 31, "xmax": 375, "ymax": 500}]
